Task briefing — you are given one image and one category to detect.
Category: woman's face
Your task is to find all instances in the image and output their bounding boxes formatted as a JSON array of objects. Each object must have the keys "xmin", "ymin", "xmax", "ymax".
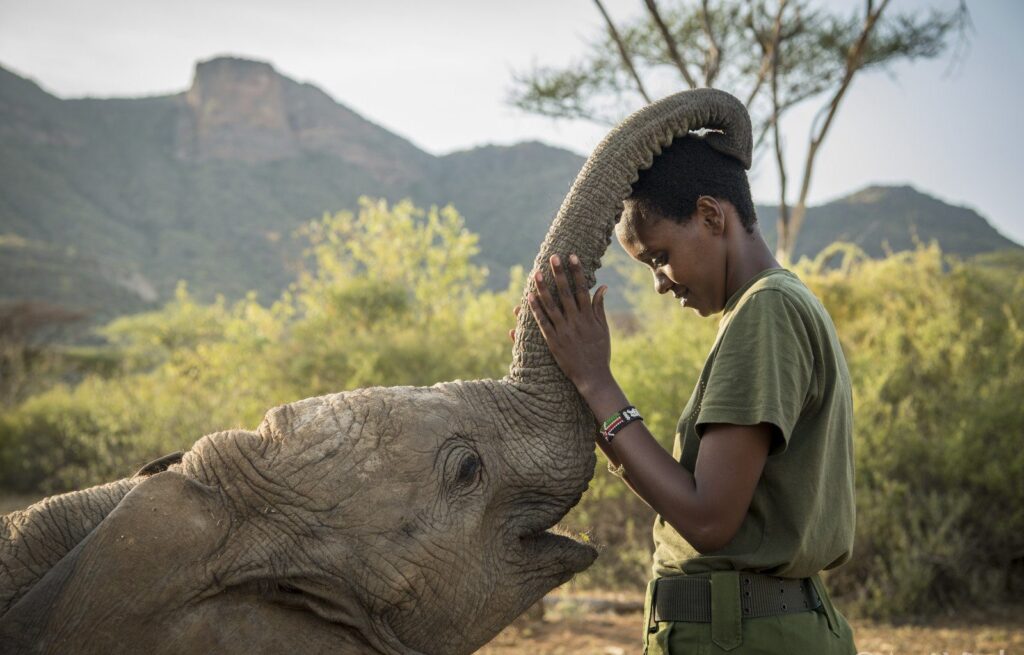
[{"xmin": 616, "ymin": 199, "xmax": 729, "ymax": 317}]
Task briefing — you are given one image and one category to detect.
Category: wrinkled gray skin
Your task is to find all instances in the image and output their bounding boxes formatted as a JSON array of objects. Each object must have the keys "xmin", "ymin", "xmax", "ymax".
[{"xmin": 0, "ymin": 89, "xmax": 750, "ymax": 655}]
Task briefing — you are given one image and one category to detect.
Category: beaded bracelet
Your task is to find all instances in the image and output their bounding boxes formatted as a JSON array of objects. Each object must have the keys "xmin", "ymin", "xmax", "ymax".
[{"xmin": 600, "ymin": 405, "xmax": 643, "ymax": 443}]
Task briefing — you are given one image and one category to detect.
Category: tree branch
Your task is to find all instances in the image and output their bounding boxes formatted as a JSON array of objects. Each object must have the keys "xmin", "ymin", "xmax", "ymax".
[
  {"xmin": 643, "ymin": 0, "xmax": 698, "ymax": 89},
  {"xmin": 787, "ymin": 0, "xmax": 891, "ymax": 255},
  {"xmin": 593, "ymin": 0, "xmax": 652, "ymax": 103},
  {"xmin": 767, "ymin": 0, "xmax": 791, "ymax": 256},
  {"xmin": 699, "ymin": 0, "xmax": 722, "ymax": 86},
  {"xmin": 743, "ymin": 0, "xmax": 770, "ymax": 106}
]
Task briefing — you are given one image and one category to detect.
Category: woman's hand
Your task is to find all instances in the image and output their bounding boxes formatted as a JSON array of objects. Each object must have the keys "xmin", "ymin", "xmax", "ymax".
[
  {"xmin": 507, "ymin": 305, "xmax": 521, "ymax": 343},
  {"xmin": 528, "ymin": 254, "xmax": 612, "ymax": 396}
]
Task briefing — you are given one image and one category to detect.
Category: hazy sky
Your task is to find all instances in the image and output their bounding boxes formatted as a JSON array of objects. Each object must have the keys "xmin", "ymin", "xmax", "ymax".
[{"xmin": 2, "ymin": 0, "xmax": 1022, "ymax": 243}]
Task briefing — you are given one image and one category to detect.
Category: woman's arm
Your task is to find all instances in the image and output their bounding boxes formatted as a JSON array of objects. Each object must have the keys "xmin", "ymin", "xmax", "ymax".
[{"xmin": 528, "ymin": 254, "xmax": 771, "ymax": 553}]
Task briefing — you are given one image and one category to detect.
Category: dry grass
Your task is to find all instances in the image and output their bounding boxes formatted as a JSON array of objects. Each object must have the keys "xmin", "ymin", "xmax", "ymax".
[{"xmin": 480, "ymin": 592, "xmax": 1024, "ymax": 655}]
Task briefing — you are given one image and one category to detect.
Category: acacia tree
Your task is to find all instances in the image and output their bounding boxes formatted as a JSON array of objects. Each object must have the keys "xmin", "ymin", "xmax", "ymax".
[
  {"xmin": 510, "ymin": 0, "xmax": 969, "ymax": 260},
  {"xmin": 0, "ymin": 302, "xmax": 84, "ymax": 407}
]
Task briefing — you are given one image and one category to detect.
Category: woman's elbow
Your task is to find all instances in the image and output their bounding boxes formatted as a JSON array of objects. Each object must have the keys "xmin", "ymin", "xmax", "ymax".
[{"xmin": 670, "ymin": 515, "xmax": 738, "ymax": 554}]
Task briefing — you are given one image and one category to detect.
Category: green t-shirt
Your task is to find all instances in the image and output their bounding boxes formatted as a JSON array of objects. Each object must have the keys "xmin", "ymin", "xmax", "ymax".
[{"xmin": 651, "ymin": 268, "xmax": 855, "ymax": 579}]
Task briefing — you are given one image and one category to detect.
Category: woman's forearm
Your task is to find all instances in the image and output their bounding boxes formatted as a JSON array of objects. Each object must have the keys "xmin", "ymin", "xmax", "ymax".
[{"xmin": 578, "ymin": 376, "xmax": 718, "ymax": 551}]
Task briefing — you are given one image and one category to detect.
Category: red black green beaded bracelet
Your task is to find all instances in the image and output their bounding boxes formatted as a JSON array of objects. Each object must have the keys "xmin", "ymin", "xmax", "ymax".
[{"xmin": 600, "ymin": 406, "xmax": 643, "ymax": 442}]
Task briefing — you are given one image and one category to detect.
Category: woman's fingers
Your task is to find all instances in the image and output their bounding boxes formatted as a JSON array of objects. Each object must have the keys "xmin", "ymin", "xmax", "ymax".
[
  {"xmin": 594, "ymin": 285, "xmax": 609, "ymax": 326},
  {"xmin": 549, "ymin": 255, "xmax": 579, "ymax": 318},
  {"xmin": 527, "ymin": 292, "xmax": 556, "ymax": 340},
  {"xmin": 532, "ymin": 255, "xmax": 600, "ymax": 336},
  {"xmin": 508, "ymin": 304, "xmax": 523, "ymax": 343},
  {"xmin": 533, "ymin": 270, "xmax": 565, "ymax": 330},
  {"xmin": 568, "ymin": 254, "xmax": 592, "ymax": 311}
]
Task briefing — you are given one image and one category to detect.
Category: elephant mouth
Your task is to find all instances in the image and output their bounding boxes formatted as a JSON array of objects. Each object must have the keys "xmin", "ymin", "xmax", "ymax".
[
  {"xmin": 514, "ymin": 489, "xmax": 597, "ymax": 580},
  {"xmin": 519, "ymin": 526, "xmax": 598, "ymax": 579}
]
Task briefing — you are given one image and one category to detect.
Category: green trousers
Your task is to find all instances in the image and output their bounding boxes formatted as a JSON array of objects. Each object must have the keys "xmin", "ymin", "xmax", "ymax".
[{"xmin": 642, "ymin": 573, "xmax": 858, "ymax": 655}]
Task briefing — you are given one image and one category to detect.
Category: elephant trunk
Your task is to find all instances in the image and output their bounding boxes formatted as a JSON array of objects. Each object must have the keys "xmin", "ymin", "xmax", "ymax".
[{"xmin": 506, "ymin": 89, "xmax": 753, "ymax": 428}]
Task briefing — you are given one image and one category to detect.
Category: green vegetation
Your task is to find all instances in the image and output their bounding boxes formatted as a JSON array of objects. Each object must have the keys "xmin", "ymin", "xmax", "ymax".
[
  {"xmin": 1, "ymin": 199, "xmax": 1021, "ymax": 620},
  {"xmin": 0, "ymin": 198, "xmax": 518, "ymax": 493}
]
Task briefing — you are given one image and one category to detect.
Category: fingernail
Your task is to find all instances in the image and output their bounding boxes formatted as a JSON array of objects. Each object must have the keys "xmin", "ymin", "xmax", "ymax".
[
  {"xmin": 570, "ymin": 254, "xmax": 579, "ymax": 265},
  {"xmin": 552, "ymin": 255, "xmax": 560, "ymax": 266},
  {"xmin": 535, "ymin": 271, "xmax": 543, "ymax": 281}
]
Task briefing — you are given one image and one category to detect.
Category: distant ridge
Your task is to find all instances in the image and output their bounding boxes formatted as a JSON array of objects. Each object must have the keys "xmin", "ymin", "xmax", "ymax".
[
  {"xmin": 757, "ymin": 185, "xmax": 1019, "ymax": 259},
  {"xmin": 0, "ymin": 57, "xmax": 1018, "ymax": 335}
]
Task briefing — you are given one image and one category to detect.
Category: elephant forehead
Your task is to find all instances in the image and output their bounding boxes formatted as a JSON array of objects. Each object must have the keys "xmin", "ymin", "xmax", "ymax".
[{"xmin": 262, "ymin": 386, "xmax": 462, "ymax": 457}]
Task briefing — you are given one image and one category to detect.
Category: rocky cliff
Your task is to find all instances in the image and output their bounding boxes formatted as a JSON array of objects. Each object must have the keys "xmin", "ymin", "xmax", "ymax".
[{"xmin": 0, "ymin": 57, "xmax": 1017, "ymax": 338}]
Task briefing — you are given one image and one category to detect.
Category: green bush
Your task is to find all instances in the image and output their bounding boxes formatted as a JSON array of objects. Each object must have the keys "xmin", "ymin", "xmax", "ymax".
[
  {"xmin": 1, "ymin": 197, "xmax": 1021, "ymax": 620},
  {"xmin": 813, "ymin": 245, "xmax": 1024, "ymax": 617},
  {"xmin": 0, "ymin": 198, "xmax": 517, "ymax": 492}
]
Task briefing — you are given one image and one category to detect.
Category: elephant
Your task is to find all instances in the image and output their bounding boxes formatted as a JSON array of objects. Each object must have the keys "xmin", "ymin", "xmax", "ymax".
[{"xmin": 0, "ymin": 88, "xmax": 751, "ymax": 654}]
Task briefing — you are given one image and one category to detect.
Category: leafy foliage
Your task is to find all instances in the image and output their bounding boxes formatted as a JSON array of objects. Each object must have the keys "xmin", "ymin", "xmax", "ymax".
[
  {"xmin": 1, "ymin": 199, "xmax": 1021, "ymax": 619},
  {"xmin": 510, "ymin": 1, "xmax": 966, "ymax": 139},
  {"xmin": 0, "ymin": 198, "xmax": 518, "ymax": 492}
]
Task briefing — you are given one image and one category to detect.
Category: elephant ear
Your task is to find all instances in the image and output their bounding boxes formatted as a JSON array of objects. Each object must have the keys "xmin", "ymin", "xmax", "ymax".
[
  {"xmin": 134, "ymin": 450, "xmax": 185, "ymax": 476},
  {"xmin": 72, "ymin": 471, "xmax": 231, "ymax": 596},
  {"xmin": 2, "ymin": 472, "xmax": 232, "ymax": 648}
]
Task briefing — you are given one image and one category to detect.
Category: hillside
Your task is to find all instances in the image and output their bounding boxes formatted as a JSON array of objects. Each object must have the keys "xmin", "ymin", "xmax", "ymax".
[
  {"xmin": 756, "ymin": 185, "xmax": 1019, "ymax": 260},
  {"xmin": 0, "ymin": 58, "xmax": 584, "ymax": 314},
  {"xmin": 0, "ymin": 56, "xmax": 1018, "ymax": 336}
]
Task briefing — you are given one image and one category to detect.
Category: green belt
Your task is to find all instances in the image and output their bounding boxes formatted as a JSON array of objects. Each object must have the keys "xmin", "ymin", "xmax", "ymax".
[
  {"xmin": 653, "ymin": 572, "xmax": 822, "ymax": 622},
  {"xmin": 643, "ymin": 573, "xmax": 843, "ymax": 650},
  {"xmin": 644, "ymin": 572, "xmax": 841, "ymax": 652}
]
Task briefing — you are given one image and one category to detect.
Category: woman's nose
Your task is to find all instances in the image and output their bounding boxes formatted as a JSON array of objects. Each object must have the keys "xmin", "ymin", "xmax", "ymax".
[{"xmin": 653, "ymin": 271, "xmax": 672, "ymax": 294}]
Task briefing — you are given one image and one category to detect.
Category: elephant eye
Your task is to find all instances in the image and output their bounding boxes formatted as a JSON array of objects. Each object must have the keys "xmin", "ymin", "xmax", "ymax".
[
  {"xmin": 443, "ymin": 446, "xmax": 483, "ymax": 495},
  {"xmin": 456, "ymin": 453, "xmax": 481, "ymax": 486}
]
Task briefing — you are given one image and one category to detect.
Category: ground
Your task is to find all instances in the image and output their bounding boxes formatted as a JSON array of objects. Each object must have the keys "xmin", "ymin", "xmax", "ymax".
[{"xmin": 480, "ymin": 591, "xmax": 1024, "ymax": 655}]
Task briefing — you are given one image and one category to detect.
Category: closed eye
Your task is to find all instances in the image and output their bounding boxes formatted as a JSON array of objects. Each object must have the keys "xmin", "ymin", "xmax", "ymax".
[
  {"xmin": 441, "ymin": 443, "xmax": 484, "ymax": 496},
  {"xmin": 456, "ymin": 454, "xmax": 481, "ymax": 486}
]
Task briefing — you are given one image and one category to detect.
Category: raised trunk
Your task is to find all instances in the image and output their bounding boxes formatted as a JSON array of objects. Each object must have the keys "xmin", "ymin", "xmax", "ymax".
[
  {"xmin": 0, "ymin": 477, "xmax": 140, "ymax": 615},
  {"xmin": 501, "ymin": 89, "xmax": 752, "ymax": 499},
  {"xmin": 508, "ymin": 88, "xmax": 752, "ymax": 396}
]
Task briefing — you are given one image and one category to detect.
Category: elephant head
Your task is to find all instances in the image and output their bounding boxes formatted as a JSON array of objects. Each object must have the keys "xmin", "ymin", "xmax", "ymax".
[{"xmin": 0, "ymin": 89, "xmax": 751, "ymax": 654}]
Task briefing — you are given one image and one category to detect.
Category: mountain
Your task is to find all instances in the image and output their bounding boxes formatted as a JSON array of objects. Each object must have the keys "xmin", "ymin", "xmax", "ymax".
[
  {"xmin": 756, "ymin": 185, "xmax": 1019, "ymax": 260},
  {"xmin": 0, "ymin": 57, "xmax": 1018, "ymax": 335},
  {"xmin": 0, "ymin": 57, "xmax": 583, "ymax": 319},
  {"xmin": 436, "ymin": 142, "xmax": 583, "ymax": 275}
]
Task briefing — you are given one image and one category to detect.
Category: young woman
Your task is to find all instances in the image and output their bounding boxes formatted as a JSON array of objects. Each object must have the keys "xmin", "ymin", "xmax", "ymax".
[{"xmin": 525, "ymin": 135, "xmax": 858, "ymax": 654}]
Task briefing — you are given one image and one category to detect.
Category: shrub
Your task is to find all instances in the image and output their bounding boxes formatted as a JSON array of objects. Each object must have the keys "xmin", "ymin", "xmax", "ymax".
[{"xmin": 2, "ymin": 198, "xmax": 1021, "ymax": 620}]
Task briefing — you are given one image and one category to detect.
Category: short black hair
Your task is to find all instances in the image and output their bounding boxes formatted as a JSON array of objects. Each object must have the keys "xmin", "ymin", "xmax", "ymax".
[{"xmin": 626, "ymin": 134, "xmax": 757, "ymax": 232}]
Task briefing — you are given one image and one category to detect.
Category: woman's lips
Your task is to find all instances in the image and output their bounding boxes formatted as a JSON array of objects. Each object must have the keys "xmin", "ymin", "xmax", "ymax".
[{"xmin": 675, "ymin": 287, "xmax": 690, "ymax": 307}]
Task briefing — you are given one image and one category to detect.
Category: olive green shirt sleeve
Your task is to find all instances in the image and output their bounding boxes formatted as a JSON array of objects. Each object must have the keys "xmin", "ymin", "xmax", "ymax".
[{"xmin": 695, "ymin": 289, "xmax": 814, "ymax": 455}]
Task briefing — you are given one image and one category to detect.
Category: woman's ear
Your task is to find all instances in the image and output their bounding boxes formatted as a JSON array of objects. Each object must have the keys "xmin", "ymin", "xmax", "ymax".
[{"xmin": 696, "ymin": 196, "xmax": 726, "ymax": 236}]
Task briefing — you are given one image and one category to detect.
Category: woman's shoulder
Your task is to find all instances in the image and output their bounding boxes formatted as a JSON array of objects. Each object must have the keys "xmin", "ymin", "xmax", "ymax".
[{"xmin": 729, "ymin": 269, "xmax": 809, "ymax": 315}]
